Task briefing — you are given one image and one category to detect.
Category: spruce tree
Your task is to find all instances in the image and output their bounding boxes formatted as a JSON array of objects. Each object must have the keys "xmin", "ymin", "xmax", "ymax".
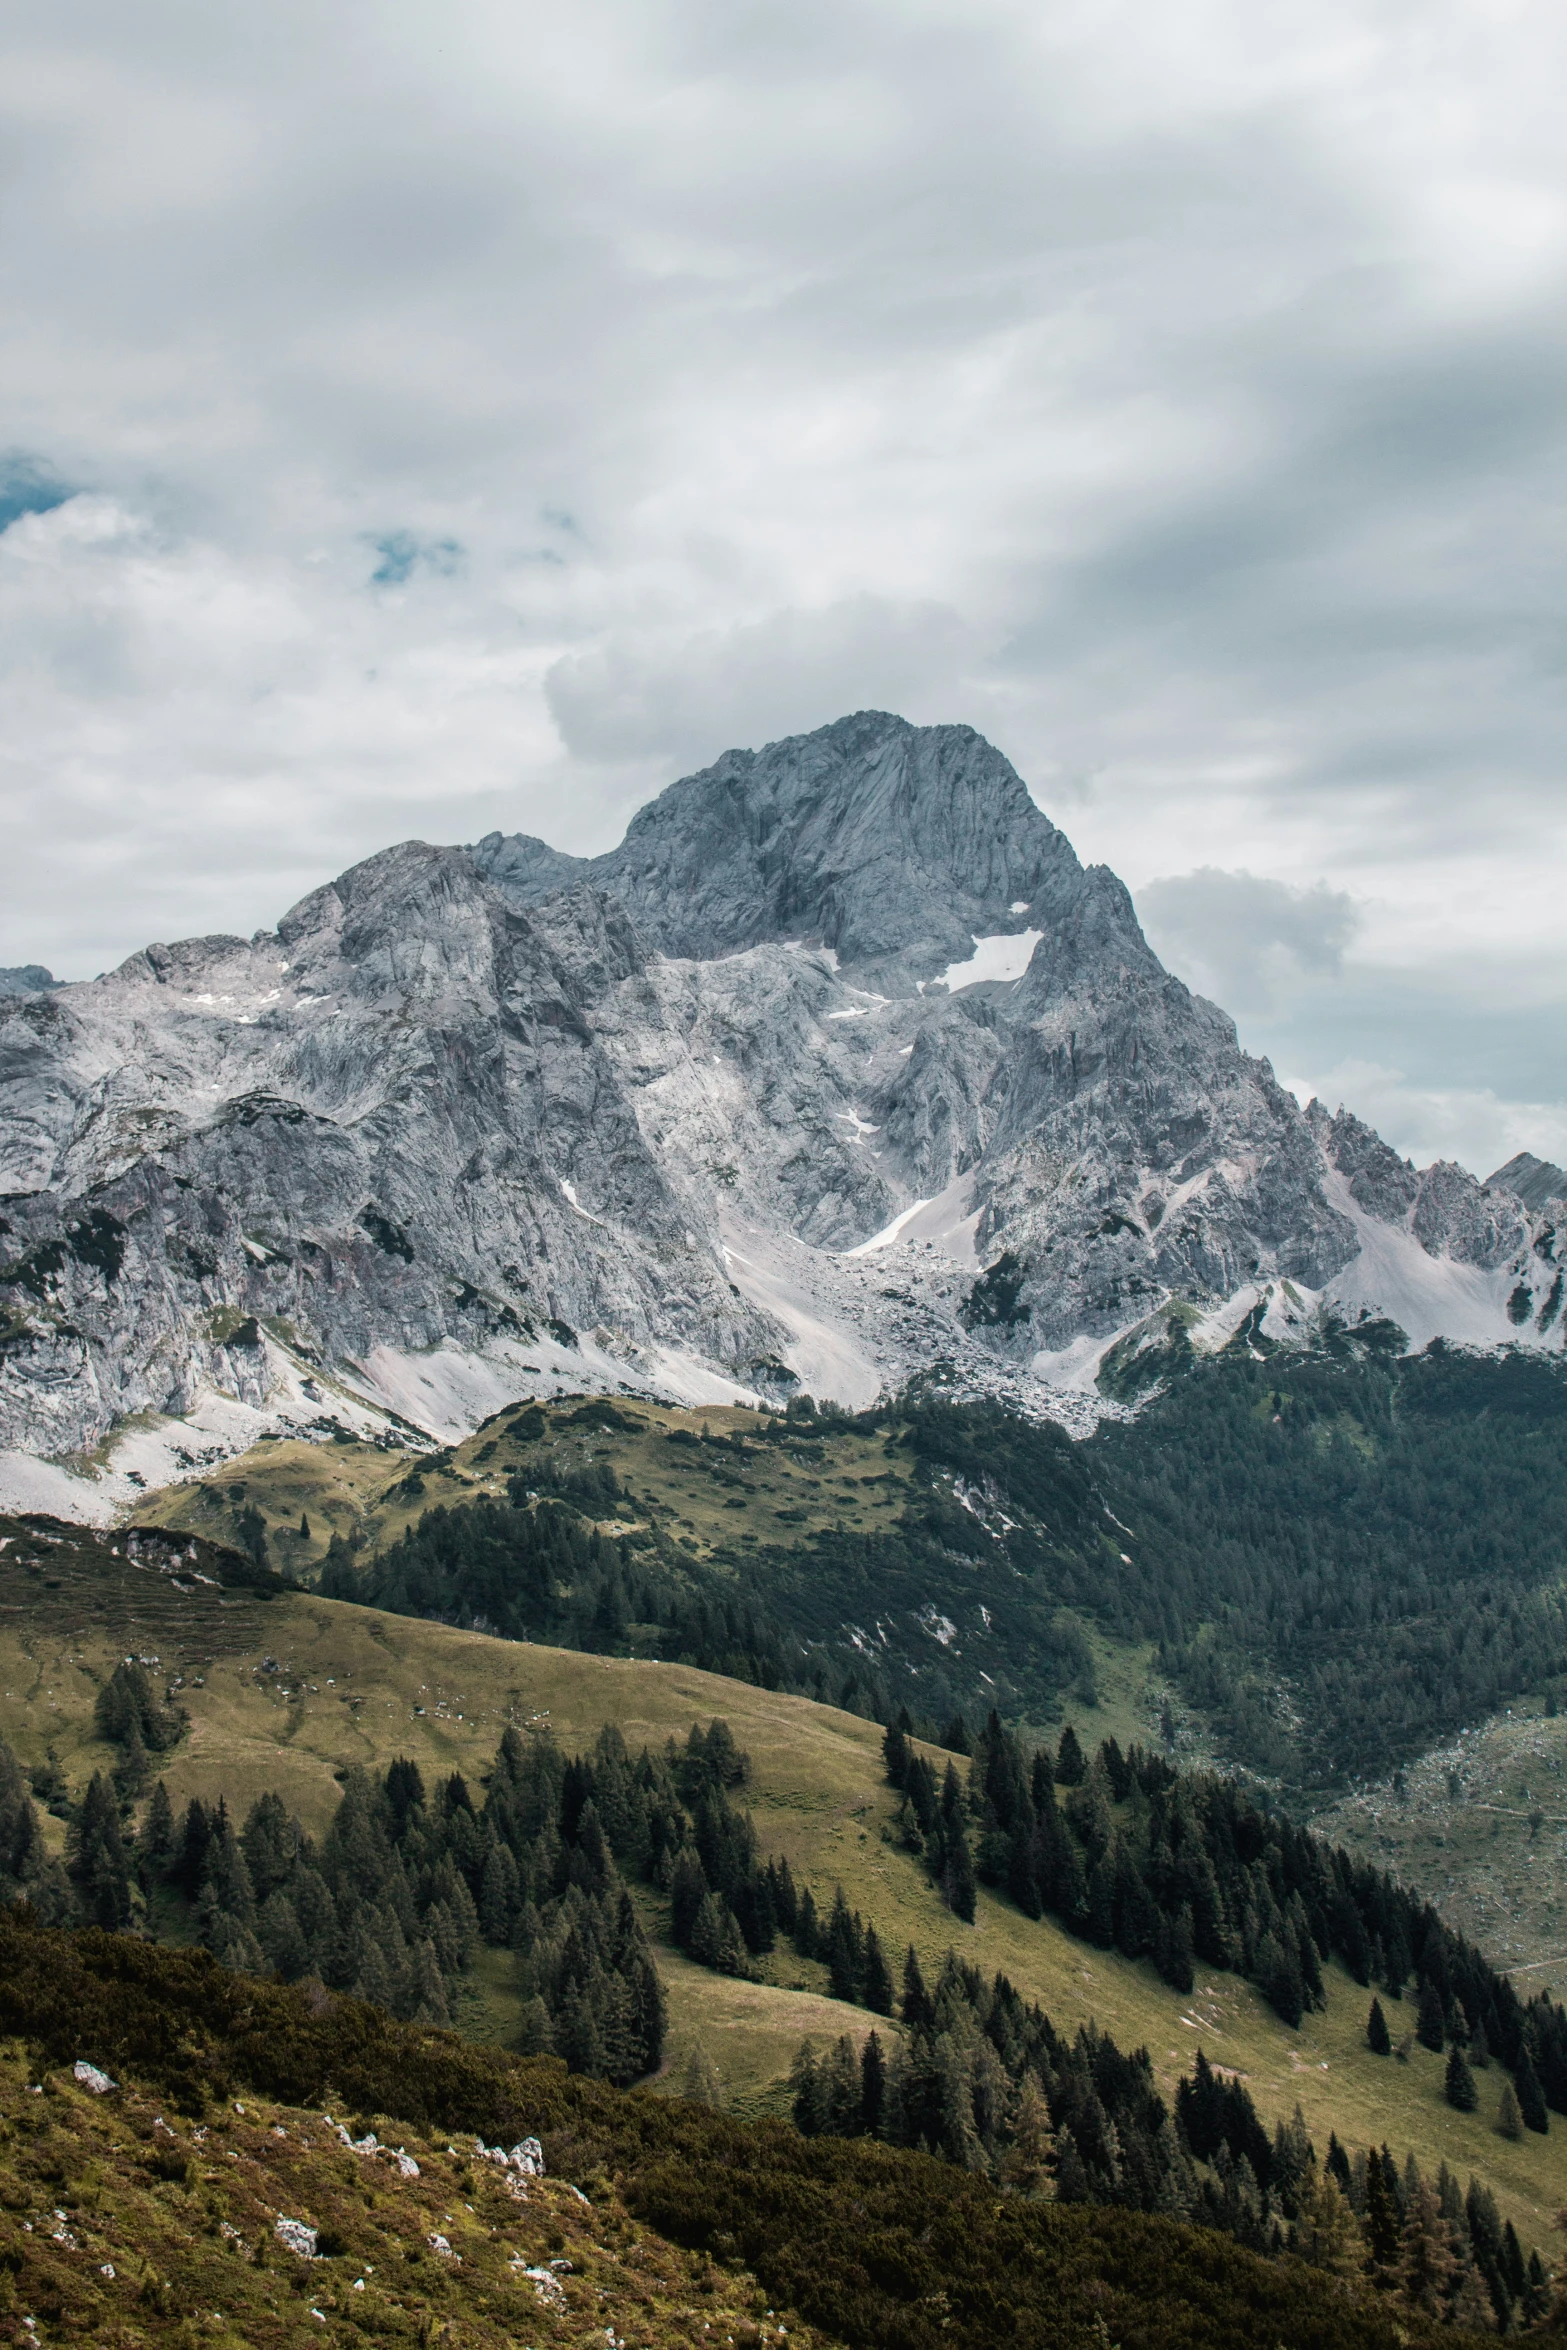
[
  {"xmin": 1364, "ymin": 2146, "xmax": 1401, "ymax": 2275},
  {"xmin": 825, "ymin": 1888, "xmax": 861, "ymax": 2002},
  {"xmin": 860, "ymin": 2030, "xmax": 886, "ymax": 2137},
  {"xmin": 901, "ymin": 1945, "xmax": 933, "ymax": 2034},
  {"xmin": 1055, "ymin": 1725, "xmax": 1086, "ymax": 1786},
  {"xmin": 1497, "ymin": 2080, "xmax": 1524, "ymax": 2139},
  {"xmin": 66, "ymin": 1771, "xmax": 133, "ymax": 1929},
  {"xmin": 1515, "ymin": 2045, "xmax": 1549, "ymax": 2134},
  {"xmin": 1396, "ymin": 2180, "xmax": 1458, "ymax": 2315},
  {"xmin": 1366, "ymin": 1996, "xmax": 1391, "ymax": 2054},
  {"xmin": 1524, "ymin": 2248, "xmax": 1552, "ymax": 2323},
  {"xmin": 789, "ymin": 2043, "xmax": 825, "ymax": 2135},
  {"xmin": 1415, "ymin": 1978, "xmax": 1446, "ymax": 2051},
  {"xmin": 140, "ymin": 1779, "xmax": 176, "ymax": 1882},
  {"xmin": 861, "ymin": 1925, "xmax": 894, "ymax": 2016},
  {"xmin": 1445, "ymin": 2045, "xmax": 1478, "ymax": 2111}
]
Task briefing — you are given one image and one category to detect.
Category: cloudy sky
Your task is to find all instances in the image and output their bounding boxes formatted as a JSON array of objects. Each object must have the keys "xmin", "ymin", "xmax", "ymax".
[{"xmin": 3, "ymin": 0, "xmax": 1564, "ymax": 1177}]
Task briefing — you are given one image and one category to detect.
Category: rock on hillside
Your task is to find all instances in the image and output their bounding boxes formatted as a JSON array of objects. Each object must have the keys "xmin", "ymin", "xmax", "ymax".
[{"xmin": 1, "ymin": 711, "xmax": 1560, "ymax": 1501}]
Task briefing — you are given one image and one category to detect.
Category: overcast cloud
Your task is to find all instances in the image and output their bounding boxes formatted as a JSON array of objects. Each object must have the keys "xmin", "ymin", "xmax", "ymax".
[{"xmin": 2, "ymin": 0, "xmax": 1564, "ymax": 1176}]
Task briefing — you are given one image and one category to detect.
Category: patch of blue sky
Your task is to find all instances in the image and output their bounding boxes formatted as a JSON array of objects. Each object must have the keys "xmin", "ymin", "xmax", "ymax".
[
  {"xmin": 369, "ymin": 531, "xmax": 464, "ymax": 585},
  {"xmin": 0, "ymin": 455, "xmax": 74, "ymax": 535}
]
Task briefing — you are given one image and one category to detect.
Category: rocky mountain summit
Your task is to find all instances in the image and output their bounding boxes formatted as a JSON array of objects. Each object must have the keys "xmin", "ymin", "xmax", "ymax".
[{"xmin": 1, "ymin": 711, "xmax": 1561, "ymax": 1510}]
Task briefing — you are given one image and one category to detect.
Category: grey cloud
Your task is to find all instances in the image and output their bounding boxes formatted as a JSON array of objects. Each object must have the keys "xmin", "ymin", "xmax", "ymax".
[
  {"xmin": 1137, "ymin": 868, "xmax": 1360, "ymax": 1016},
  {"xmin": 0, "ymin": 0, "xmax": 1564, "ymax": 1174},
  {"xmin": 545, "ymin": 599, "xmax": 976, "ymax": 766}
]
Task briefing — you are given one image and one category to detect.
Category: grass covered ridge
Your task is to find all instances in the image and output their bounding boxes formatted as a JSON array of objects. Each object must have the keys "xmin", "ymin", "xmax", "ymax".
[{"xmin": 0, "ymin": 1919, "xmax": 1489, "ymax": 2350}]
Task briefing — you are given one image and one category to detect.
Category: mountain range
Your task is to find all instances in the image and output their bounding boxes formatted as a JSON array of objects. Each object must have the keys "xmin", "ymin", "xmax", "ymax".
[{"xmin": 1, "ymin": 709, "xmax": 1561, "ymax": 1516}]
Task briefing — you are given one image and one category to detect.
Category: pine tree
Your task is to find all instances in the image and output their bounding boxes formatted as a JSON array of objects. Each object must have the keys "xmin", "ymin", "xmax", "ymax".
[
  {"xmin": 114, "ymin": 1721, "xmax": 149, "ymax": 1800},
  {"xmin": 66, "ymin": 1771, "xmax": 133, "ymax": 1929},
  {"xmin": 1258, "ymin": 1930, "xmax": 1304, "ymax": 2028},
  {"xmin": 789, "ymin": 2042, "xmax": 826, "ymax": 2135},
  {"xmin": 1523, "ymin": 2247, "xmax": 1551, "ymax": 2323},
  {"xmin": 1055, "ymin": 1725, "xmax": 1086, "ymax": 1786},
  {"xmin": 687, "ymin": 1889, "xmax": 725, "ymax": 1968},
  {"xmin": 1155, "ymin": 1904, "xmax": 1195, "ymax": 1994},
  {"xmin": 1396, "ymin": 2180, "xmax": 1459, "ymax": 2315},
  {"xmin": 257, "ymin": 1890, "xmax": 310, "ymax": 1981},
  {"xmin": 861, "ymin": 1925, "xmax": 894, "ymax": 2016},
  {"xmin": 515, "ymin": 1996, "xmax": 554, "ymax": 2056},
  {"xmin": 826, "ymin": 1887, "xmax": 862, "ymax": 2002},
  {"xmin": 819, "ymin": 2037, "xmax": 862, "ymax": 2135},
  {"xmin": 299, "ymin": 1511, "xmax": 311, "ymax": 1540},
  {"xmin": 1000, "ymin": 2071, "xmax": 1056, "ymax": 2196},
  {"xmin": 901, "ymin": 1945, "xmax": 933, "ymax": 2034},
  {"xmin": 1515, "ymin": 2045, "xmax": 1550, "ymax": 2134},
  {"xmin": 943, "ymin": 1827, "xmax": 977, "ymax": 1924},
  {"xmin": 237, "ymin": 1503, "xmax": 269, "ymax": 1568},
  {"xmin": 1415, "ymin": 1978, "xmax": 1446, "ymax": 2051},
  {"xmin": 1292, "ymin": 2167, "xmax": 1364, "ymax": 2277},
  {"xmin": 1445, "ymin": 2044, "xmax": 1478, "ymax": 2111},
  {"xmin": 1448, "ymin": 2260, "xmax": 1495, "ymax": 2332},
  {"xmin": 860, "ymin": 2030, "xmax": 886, "ymax": 2137},
  {"xmin": 1364, "ymin": 2147, "xmax": 1401, "ymax": 2275},
  {"xmin": 140, "ymin": 1779, "xmax": 176, "ymax": 1881},
  {"xmin": 1366, "ymin": 1996, "xmax": 1391, "ymax": 2055}
]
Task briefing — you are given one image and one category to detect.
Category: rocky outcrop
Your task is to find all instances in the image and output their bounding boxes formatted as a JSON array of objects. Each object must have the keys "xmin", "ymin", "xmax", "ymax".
[
  {"xmin": 474, "ymin": 712, "xmax": 1081, "ymax": 978},
  {"xmin": 1487, "ymin": 1152, "xmax": 1567, "ymax": 1215}
]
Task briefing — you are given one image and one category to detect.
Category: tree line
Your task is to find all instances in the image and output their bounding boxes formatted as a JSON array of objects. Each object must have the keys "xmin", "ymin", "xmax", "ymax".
[
  {"xmin": 1081, "ymin": 1338, "xmax": 1567, "ymax": 1785},
  {"xmin": 885, "ymin": 1708, "xmax": 1567, "ymax": 2146},
  {"xmin": 789, "ymin": 1955, "xmax": 1549, "ymax": 2331}
]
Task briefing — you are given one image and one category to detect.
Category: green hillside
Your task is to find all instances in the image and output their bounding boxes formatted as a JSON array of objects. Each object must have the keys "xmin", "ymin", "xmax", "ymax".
[
  {"xmin": 0, "ymin": 1917, "xmax": 1491, "ymax": 2350},
  {"xmin": 125, "ymin": 1338, "xmax": 1567, "ymax": 1806},
  {"xmin": 5, "ymin": 1506, "xmax": 1567, "ymax": 2275},
  {"xmin": 124, "ymin": 1392, "xmax": 1135, "ymax": 1733}
]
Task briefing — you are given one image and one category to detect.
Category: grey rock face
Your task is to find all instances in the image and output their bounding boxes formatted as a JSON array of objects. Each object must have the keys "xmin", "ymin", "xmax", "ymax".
[
  {"xmin": 3, "ymin": 711, "xmax": 1561, "ymax": 1473},
  {"xmin": 0, "ymin": 846, "xmax": 776, "ymax": 1455},
  {"xmin": 1487, "ymin": 1151, "xmax": 1567, "ymax": 1214},
  {"xmin": 474, "ymin": 710, "xmax": 1076, "ymax": 977},
  {"xmin": 0, "ymin": 966, "xmax": 58, "ymax": 996}
]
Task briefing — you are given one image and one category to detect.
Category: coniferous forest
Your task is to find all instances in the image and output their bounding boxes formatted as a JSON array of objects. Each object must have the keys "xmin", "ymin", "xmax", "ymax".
[
  {"xmin": 306, "ymin": 1351, "xmax": 1567, "ymax": 1797},
  {"xmin": 9, "ymin": 1689, "xmax": 1567, "ymax": 2326}
]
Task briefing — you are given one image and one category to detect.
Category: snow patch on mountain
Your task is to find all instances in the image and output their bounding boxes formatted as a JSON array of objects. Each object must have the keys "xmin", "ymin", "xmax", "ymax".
[{"xmin": 937, "ymin": 929, "xmax": 1043, "ymax": 992}]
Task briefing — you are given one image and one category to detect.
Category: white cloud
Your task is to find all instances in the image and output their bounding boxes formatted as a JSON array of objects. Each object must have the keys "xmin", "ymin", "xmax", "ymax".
[
  {"xmin": 545, "ymin": 597, "xmax": 978, "ymax": 764},
  {"xmin": 1137, "ymin": 866, "xmax": 1359, "ymax": 1014},
  {"xmin": 0, "ymin": 0, "xmax": 1563, "ymax": 1170}
]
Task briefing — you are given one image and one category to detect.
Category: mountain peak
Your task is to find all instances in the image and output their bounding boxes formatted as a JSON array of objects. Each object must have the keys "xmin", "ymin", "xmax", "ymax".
[
  {"xmin": 1486, "ymin": 1150, "xmax": 1567, "ymax": 1212},
  {"xmin": 473, "ymin": 711, "xmax": 1084, "ymax": 976}
]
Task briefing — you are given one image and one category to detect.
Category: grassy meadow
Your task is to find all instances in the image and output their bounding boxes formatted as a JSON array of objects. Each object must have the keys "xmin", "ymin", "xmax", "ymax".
[{"xmin": 5, "ymin": 1513, "xmax": 1567, "ymax": 2254}]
